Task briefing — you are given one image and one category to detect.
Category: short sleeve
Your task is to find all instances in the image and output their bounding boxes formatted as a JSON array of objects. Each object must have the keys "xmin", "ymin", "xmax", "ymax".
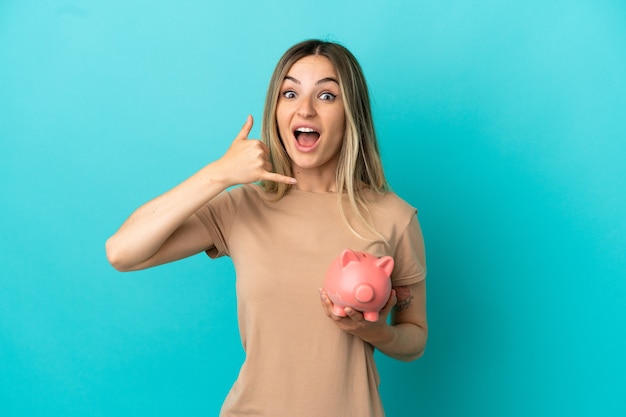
[
  {"xmin": 390, "ymin": 214, "xmax": 427, "ymax": 287},
  {"xmin": 195, "ymin": 186, "xmax": 242, "ymax": 258}
]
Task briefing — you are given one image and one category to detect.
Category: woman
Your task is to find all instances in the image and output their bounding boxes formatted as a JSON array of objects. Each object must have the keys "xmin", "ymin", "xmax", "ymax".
[{"xmin": 106, "ymin": 39, "xmax": 427, "ymax": 416}]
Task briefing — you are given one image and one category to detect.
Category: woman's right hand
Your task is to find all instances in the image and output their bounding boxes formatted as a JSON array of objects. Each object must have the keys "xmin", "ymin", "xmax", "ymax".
[
  {"xmin": 106, "ymin": 115, "xmax": 296, "ymax": 272},
  {"xmin": 216, "ymin": 115, "xmax": 296, "ymax": 187}
]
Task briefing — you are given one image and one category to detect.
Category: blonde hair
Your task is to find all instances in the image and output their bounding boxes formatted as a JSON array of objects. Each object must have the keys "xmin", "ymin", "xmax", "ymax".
[{"xmin": 260, "ymin": 39, "xmax": 388, "ymax": 240}]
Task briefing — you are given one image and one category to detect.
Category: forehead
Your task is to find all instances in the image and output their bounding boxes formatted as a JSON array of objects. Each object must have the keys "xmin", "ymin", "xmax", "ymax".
[{"xmin": 285, "ymin": 55, "xmax": 338, "ymax": 79}]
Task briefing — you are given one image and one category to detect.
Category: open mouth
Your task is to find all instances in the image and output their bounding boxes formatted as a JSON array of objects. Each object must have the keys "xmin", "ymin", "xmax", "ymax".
[{"xmin": 294, "ymin": 127, "xmax": 320, "ymax": 148}]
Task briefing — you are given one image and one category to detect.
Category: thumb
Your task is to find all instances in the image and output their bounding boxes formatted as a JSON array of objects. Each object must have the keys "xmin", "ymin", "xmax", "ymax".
[
  {"xmin": 384, "ymin": 289, "xmax": 397, "ymax": 310},
  {"xmin": 235, "ymin": 115, "xmax": 254, "ymax": 141}
]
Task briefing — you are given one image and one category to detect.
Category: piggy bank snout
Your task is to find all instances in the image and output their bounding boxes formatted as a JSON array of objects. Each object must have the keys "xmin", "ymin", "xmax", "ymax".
[{"xmin": 354, "ymin": 283, "xmax": 375, "ymax": 303}]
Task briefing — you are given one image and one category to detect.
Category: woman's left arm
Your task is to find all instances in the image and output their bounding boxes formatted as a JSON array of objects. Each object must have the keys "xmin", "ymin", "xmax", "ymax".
[{"xmin": 320, "ymin": 280, "xmax": 428, "ymax": 362}]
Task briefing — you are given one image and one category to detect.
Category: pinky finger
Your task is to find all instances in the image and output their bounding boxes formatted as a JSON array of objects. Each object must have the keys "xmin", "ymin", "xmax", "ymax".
[{"xmin": 264, "ymin": 172, "xmax": 297, "ymax": 185}]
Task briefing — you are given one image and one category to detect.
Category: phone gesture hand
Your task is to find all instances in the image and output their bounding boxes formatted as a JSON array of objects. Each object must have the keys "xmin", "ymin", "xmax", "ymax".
[{"xmin": 219, "ymin": 115, "xmax": 296, "ymax": 186}]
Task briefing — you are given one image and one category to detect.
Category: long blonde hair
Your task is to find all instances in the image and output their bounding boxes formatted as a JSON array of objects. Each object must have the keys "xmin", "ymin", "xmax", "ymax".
[{"xmin": 260, "ymin": 39, "xmax": 388, "ymax": 239}]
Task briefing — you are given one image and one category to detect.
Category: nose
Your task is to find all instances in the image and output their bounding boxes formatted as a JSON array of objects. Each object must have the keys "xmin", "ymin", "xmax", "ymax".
[
  {"xmin": 296, "ymin": 96, "xmax": 316, "ymax": 118},
  {"xmin": 355, "ymin": 283, "xmax": 375, "ymax": 303}
]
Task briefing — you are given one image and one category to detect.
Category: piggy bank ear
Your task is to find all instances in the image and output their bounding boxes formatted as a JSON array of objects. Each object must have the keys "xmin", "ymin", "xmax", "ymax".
[
  {"xmin": 340, "ymin": 249, "xmax": 361, "ymax": 268},
  {"xmin": 375, "ymin": 256, "xmax": 394, "ymax": 277}
]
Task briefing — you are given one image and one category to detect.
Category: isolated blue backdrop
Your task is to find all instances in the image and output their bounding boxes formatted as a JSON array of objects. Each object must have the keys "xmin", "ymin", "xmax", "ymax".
[{"xmin": 1, "ymin": 1, "xmax": 625, "ymax": 416}]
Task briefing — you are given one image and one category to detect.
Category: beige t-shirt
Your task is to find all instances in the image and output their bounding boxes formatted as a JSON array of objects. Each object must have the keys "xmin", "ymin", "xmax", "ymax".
[{"xmin": 196, "ymin": 184, "xmax": 426, "ymax": 417}]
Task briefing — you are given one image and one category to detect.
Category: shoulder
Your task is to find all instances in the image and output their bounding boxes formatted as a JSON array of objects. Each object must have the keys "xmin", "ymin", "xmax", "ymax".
[
  {"xmin": 365, "ymin": 190, "xmax": 417, "ymax": 222},
  {"xmin": 237, "ymin": 183, "xmax": 278, "ymax": 203},
  {"xmin": 197, "ymin": 184, "xmax": 276, "ymax": 226}
]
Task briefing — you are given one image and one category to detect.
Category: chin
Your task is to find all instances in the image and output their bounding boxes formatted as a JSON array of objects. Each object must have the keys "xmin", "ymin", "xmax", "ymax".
[{"xmin": 291, "ymin": 159, "xmax": 320, "ymax": 170}]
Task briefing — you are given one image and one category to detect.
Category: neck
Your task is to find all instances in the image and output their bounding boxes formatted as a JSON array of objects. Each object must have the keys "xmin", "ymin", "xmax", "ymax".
[{"xmin": 291, "ymin": 167, "xmax": 337, "ymax": 193}]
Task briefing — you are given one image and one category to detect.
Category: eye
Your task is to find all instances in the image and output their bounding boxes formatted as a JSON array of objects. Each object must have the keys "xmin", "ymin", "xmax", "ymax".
[
  {"xmin": 282, "ymin": 90, "xmax": 297, "ymax": 99},
  {"xmin": 319, "ymin": 92, "xmax": 336, "ymax": 101}
]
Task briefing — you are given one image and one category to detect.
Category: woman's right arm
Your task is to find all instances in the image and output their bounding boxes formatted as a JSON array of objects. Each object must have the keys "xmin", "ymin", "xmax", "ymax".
[{"xmin": 105, "ymin": 116, "xmax": 296, "ymax": 272}]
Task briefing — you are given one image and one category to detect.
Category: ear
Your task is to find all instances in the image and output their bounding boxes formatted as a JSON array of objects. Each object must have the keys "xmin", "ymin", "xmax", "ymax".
[
  {"xmin": 375, "ymin": 256, "xmax": 394, "ymax": 277},
  {"xmin": 340, "ymin": 249, "xmax": 361, "ymax": 268}
]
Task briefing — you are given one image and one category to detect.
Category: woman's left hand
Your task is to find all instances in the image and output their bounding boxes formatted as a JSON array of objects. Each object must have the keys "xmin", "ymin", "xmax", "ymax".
[{"xmin": 319, "ymin": 288, "xmax": 397, "ymax": 342}]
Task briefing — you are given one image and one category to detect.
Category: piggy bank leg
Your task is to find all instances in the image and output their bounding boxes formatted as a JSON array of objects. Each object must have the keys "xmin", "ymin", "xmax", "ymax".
[
  {"xmin": 332, "ymin": 305, "xmax": 347, "ymax": 317},
  {"xmin": 363, "ymin": 311, "xmax": 380, "ymax": 322}
]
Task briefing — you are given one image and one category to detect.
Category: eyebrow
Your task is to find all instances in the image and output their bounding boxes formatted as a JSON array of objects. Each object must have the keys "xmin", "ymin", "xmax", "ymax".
[{"xmin": 284, "ymin": 76, "xmax": 339, "ymax": 86}]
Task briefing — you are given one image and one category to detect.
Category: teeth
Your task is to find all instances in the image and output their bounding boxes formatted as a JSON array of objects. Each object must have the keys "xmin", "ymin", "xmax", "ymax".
[{"xmin": 295, "ymin": 127, "xmax": 317, "ymax": 133}]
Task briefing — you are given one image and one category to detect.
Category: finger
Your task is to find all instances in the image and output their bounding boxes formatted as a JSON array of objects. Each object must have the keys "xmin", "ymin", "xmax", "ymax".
[
  {"xmin": 319, "ymin": 288, "xmax": 328, "ymax": 306},
  {"xmin": 390, "ymin": 289, "xmax": 398, "ymax": 305},
  {"xmin": 319, "ymin": 289, "xmax": 335, "ymax": 317},
  {"xmin": 319, "ymin": 288, "xmax": 331, "ymax": 306},
  {"xmin": 382, "ymin": 289, "xmax": 398, "ymax": 311},
  {"xmin": 235, "ymin": 115, "xmax": 254, "ymax": 141},
  {"xmin": 257, "ymin": 143, "xmax": 297, "ymax": 184},
  {"xmin": 258, "ymin": 140, "xmax": 270, "ymax": 153},
  {"xmin": 262, "ymin": 172, "xmax": 298, "ymax": 185},
  {"xmin": 344, "ymin": 307, "xmax": 364, "ymax": 322}
]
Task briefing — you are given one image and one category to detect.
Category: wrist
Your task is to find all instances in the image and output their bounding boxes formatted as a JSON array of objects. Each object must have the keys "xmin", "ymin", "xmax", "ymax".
[
  {"xmin": 363, "ymin": 324, "xmax": 398, "ymax": 350},
  {"xmin": 199, "ymin": 160, "xmax": 236, "ymax": 189}
]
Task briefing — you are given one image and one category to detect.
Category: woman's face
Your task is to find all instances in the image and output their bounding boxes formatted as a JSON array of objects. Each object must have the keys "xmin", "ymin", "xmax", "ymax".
[{"xmin": 276, "ymin": 55, "xmax": 346, "ymax": 173}]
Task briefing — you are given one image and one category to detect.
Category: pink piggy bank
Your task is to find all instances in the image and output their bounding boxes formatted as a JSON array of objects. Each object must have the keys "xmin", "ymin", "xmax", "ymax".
[{"xmin": 324, "ymin": 249, "xmax": 394, "ymax": 322}]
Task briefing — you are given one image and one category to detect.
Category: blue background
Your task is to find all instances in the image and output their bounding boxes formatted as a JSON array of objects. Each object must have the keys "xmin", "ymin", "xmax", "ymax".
[{"xmin": 1, "ymin": 1, "xmax": 625, "ymax": 416}]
